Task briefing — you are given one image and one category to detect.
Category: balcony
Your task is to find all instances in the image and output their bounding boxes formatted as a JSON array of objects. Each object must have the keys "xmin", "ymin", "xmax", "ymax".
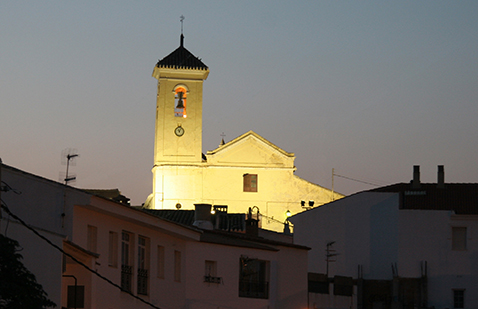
[
  {"xmin": 137, "ymin": 268, "xmax": 148, "ymax": 295},
  {"xmin": 121, "ymin": 265, "xmax": 133, "ymax": 292},
  {"xmin": 239, "ymin": 280, "xmax": 269, "ymax": 299},
  {"xmin": 204, "ymin": 275, "xmax": 222, "ymax": 284}
]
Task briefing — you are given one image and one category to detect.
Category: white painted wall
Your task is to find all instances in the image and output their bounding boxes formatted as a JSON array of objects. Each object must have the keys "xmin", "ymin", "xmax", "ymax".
[
  {"xmin": 291, "ymin": 191, "xmax": 478, "ymax": 309},
  {"xmin": 1, "ymin": 164, "xmax": 91, "ymax": 307}
]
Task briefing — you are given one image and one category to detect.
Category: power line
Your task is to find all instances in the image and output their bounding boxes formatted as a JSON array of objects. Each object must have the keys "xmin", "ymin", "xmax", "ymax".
[
  {"xmin": 0, "ymin": 201, "xmax": 162, "ymax": 309},
  {"xmin": 333, "ymin": 172, "xmax": 381, "ymax": 187}
]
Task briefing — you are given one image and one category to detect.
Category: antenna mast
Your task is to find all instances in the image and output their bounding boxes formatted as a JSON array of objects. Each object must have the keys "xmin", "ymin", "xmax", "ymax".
[{"xmin": 61, "ymin": 149, "xmax": 79, "ymax": 185}]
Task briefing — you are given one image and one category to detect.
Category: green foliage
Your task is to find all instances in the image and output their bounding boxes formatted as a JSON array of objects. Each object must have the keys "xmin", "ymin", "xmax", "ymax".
[{"xmin": 0, "ymin": 234, "xmax": 56, "ymax": 308}]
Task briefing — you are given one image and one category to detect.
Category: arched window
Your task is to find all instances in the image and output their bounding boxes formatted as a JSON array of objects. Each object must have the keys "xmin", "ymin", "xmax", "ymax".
[{"xmin": 174, "ymin": 86, "xmax": 188, "ymax": 118}]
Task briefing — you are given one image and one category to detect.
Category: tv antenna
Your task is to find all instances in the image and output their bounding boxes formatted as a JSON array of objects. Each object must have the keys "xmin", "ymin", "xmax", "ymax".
[{"xmin": 61, "ymin": 148, "xmax": 79, "ymax": 185}]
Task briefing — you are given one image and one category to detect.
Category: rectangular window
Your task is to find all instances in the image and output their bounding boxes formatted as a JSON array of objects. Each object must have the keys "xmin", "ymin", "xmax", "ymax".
[
  {"xmin": 137, "ymin": 236, "xmax": 149, "ymax": 295},
  {"xmin": 239, "ymin": 256, "xmax": 269, "ymax": 299},
  {"xmin": 454, "ymin": 289, "xmax": 465, "ymax": 308},
  {"xmin": 452, "ymin": 227, "xmax": 467, "ymax": 250},
  {"xmin": 121, "ymin": 231, "xmax": 133, "ymax": 292},
  {"xmin": 204, "ymin": 260, "xmax": 221, "ymax": 283},
  {"xmin": 157, "ymin": 246, "xmax": 165, "ymax": 279},
  {"xmin": 174, "ymin": 250, "xmax": 181, "ymax": 282},
  {"xmin": 87, "ymin": 225, "xmax": 97, "ymax": 253},
  {"xmin": 243, "ymin": 174, "xmax": 258, "ymax": 192},
  {"xmin": 67, "ymin": 285, "xmax": 85, "ymax": 308},
  {"xmin": 108, "ymin": 231, "xmax": 118, "ymax": 267}
]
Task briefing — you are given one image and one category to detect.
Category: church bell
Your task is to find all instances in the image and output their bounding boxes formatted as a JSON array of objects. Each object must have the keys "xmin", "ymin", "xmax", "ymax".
[{"xmin": 176, "ymin": 92, "xmax": 185, "ymax": 109}]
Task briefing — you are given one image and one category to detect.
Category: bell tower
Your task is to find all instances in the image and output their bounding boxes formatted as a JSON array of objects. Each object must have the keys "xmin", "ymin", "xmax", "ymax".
[{"xmin": 150, "ymin": 34, "xmax": 209, "ymax": 209}]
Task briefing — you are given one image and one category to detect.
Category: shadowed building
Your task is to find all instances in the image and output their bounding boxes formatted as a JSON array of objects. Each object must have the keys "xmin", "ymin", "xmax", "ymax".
[{"xmin": 291, "ymin": 166, "xmax": 478, "ymax": 309}]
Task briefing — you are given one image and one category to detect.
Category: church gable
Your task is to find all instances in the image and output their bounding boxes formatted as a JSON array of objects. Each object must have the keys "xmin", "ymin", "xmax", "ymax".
[{"xmin": 206, "ymin": 131, "xmax": 295, "ymax": 168}]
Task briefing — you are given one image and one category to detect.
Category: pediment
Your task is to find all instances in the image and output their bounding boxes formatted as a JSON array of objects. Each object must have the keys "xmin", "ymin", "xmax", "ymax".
[{"xmin": 206, "ymin": 131, "xmax": 295, "ymax": 168}]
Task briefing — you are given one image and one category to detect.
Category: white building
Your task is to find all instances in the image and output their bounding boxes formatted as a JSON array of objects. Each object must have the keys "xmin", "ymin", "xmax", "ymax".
[
  {"xmin": 146, "ymin": 35, "xmax": 341, "ymax": 232},
  {"xmin": 290, "ymin": 166, "xmax": 478, "ymax": 309},
  {"xmin": 1, "ymin": 162, "xmax": 309, "ymax": 309},
  {"xmin": 0, "ymin": 162, "xmax": 91, "ymax": 307}
]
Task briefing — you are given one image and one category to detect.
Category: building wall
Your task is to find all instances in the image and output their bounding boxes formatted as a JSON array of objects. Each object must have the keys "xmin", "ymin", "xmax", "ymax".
[
  {"xmin": 184, "ymin": 241, "xmax": 308, "ymax": 309},
  {"xmin": 398, "ymin": 210, "xmax": 478, "ymax": 308},
  {"xmin": 292, "ymin": 192, "xmax": 398, "ymax": 278},
  {"xmin": 68, "ymin": 196, "xmax": 308, "ymax": 309},
  {"xmin": 69, "ymin": 199, "xmax": 199, "ymax": 309},
  {"xmin": 292, "ymin": 191, "xmax": 478, "ymax": 309},
  {"xmin": 0, "ymin": 164, "xmax": 91, "ymax": 307},
  {"xmin": 149, "ymin": 132, "xmax": 340, "ymax": 232},
  {"xmin": 152, "ymin": 163, "xmax": 335, "ymax": 231}
]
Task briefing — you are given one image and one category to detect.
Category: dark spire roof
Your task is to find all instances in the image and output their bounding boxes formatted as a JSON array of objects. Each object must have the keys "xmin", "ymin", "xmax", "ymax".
[{"xmin": 156, "ymin": 35, "xmax": 208, "ymax": 70}]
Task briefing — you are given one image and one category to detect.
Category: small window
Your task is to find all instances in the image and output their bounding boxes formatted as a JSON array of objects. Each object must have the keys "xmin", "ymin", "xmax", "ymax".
[
  {"xmin": 157, "ymin": 246, "xmax": 165, "ymax": 279},
  {"xmin": 453, "ymin": 289, "xmax": 465, "ymax": 308},
  {"xmin": 243, "ymin": 174, "xmax": 258, "ymax": 192},
  {"xmin": 87, "ymin": 225, "xmax": 97, "ymax": 253},
  {"xmin": 174, "ymin": 250, "xmax": 181, "ymax": 282},
  {"xmin": 205, "ymin": 260, "xmax": 217, "ymax": 277},
  {"xmin": 67, "ymin": 285, "xmax": 85, "ymax": 308},
  {"xmin": 108, "ymin": 231, "xmax": 118, "ymax": 267},
  {"xmin": 204, "ymin": 260, "xmax": 221, "ymax": 283},
  {"xmin": 452, "ymin": 227, "xmax": 467, "ymax": 250}
]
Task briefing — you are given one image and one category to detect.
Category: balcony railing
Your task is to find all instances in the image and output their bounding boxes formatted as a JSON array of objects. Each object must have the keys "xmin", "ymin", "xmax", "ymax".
[
  {"xmin": 239, "ymin": 280, "xmax": 269, "ymax": 299},
  {"xmin": 137, "ymin": 268, "xmax": 148, "ymax": 295},
  {"xmin": 121, "ymin": 265, "xmax": 133, "ymax": 292},
  {"xmin": 204, "ymin": 275, "xmax": 222, "ymax": 284}
]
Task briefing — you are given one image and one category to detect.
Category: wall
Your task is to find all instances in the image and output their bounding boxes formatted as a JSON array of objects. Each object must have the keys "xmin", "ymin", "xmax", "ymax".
[
  {"xmin": 184, "ymin": 240, "xmax": 308, "ymax": 309},
  {"xmin": 69, "ymin": 198, "xmax": 200, "ymax": 309},
  {"xmin": 1, "ymin": 164, "xmax": 91, "ymax": 307}
]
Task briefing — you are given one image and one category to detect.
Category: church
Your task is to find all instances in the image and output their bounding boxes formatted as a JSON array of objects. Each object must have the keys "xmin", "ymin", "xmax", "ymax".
[{"xmin": 144, "ymin": 34, "xmax": 341, "ymax": 231}]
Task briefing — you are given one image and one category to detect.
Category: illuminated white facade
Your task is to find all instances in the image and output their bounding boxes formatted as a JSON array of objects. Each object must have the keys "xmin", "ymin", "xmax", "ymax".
[{"xmin": 147, "ymin": 37, "xmax": 341, "ymax": 231}]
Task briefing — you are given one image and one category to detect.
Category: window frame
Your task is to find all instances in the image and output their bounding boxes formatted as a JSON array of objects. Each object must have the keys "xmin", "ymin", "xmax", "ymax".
[
  {"xmin": 239, "ymin": 256, "xmax": 269, "ymax": 299},
  {"xmin": 157, "ymin": 245, "xmax": 165, "ymax": 279},
  {"xmin": 174, "ymin": 250, "xmax": 182, "ymax": 282},
  {"xmin": 452, "ymin": 226, "xmax": 467, "ymax": 251},
  {"xmin": 243, "ymin": 174, "xmax": 258, "ymax": 192},
  {"xmin": 87, "ymin": 225, "xmax": 97, "ymax": 253},
  {"xmin": 137, "ymin": 235, "xmax": 149, "ymax": 295},
  {"xmin": 121, "ymin": 231, "xmax": 134, "ymax": 292},
  {"xmin": 108, "ymin": 231, "xmax": 118, "ymax": 268}
]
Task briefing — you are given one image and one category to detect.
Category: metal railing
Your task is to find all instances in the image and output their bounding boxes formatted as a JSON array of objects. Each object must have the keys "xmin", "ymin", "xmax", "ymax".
[
  {"xmin": 239, "ymin": 280, "xmax": 269, "ymax": 299},
  {"xmin": 121, "ymin": 265, "xmax": 133, "ymax": 292},
  {"xmin": 137, "ymin": 268, "xmax": 148, "ymax": 295}
]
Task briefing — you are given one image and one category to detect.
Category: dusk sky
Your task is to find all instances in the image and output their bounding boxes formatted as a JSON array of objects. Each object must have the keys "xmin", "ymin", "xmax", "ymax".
[{"xmin": 1, "ymin": 1, "xmax": 477, "ymax": 205}]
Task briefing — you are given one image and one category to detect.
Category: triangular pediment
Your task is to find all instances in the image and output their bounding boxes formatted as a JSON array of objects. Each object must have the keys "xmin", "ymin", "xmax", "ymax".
[{"xmin": 206, "ymin": 131, "xmax": 295, "ymax": 168}]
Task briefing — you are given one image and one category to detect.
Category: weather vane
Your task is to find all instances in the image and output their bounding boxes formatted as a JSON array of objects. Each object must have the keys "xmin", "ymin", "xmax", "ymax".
[{"xmin": 180, "ymin": 15, "xmax": 185, "ymax": 35}]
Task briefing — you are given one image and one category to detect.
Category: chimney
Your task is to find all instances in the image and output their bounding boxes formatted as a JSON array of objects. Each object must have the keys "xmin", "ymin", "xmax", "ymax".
[
  {"xmin": 193, "ymin": 204, "xmax": 213, "ymax": 230},
  {"xmin": 437, "ymin": 165, "xmax": 445, "ymax": 189},
  {"xmin": 245, "ymin": 207, "xmax": 259, "ymax": 237},
  {"xmin": 412, "ymin": 165, "xmax": 420, "ymax": 189}
]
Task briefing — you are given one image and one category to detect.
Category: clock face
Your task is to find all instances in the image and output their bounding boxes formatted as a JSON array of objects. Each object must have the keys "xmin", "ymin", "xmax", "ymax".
[{"xmin": 174, "ymin": 126, "xmax": 185, "ymax": 137}]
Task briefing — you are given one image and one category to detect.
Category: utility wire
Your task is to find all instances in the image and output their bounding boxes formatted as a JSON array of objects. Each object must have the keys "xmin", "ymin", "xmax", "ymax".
[
  {"xmin": 0, "ymin": 202, "xmax": 162, "ymax": 309},
  {"xmin": 333, "ymin": 173, "xmax": 381, "ymax": 187}
]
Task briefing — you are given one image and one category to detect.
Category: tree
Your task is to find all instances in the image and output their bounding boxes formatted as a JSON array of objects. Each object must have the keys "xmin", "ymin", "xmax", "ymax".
[{"xmin": 0, "ymin": 234, "xmax": 56, "ymax": 308}]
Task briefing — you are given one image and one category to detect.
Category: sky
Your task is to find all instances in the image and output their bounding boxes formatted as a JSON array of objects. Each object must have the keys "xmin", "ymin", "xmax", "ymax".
[{"xmin": 1, "ymin": 1, "xmax": 477, "ymax": 205}]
